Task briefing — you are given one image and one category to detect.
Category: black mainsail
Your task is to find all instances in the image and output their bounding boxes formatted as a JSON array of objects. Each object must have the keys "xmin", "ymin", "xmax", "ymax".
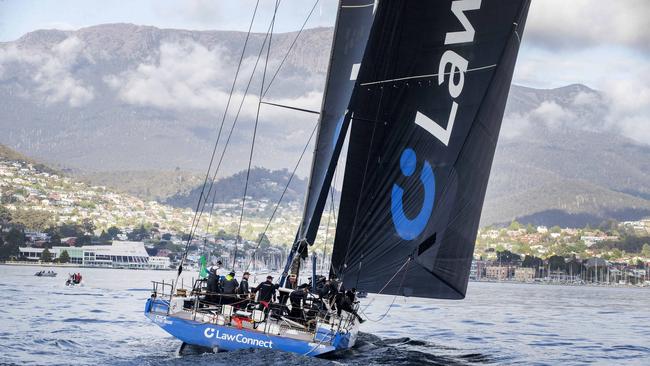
[
  {"xmin": 295, "ymin": 1, "xmax": 375, "ymax": 247},
  {"xmin": 330, "ymin": 0, "xmax": 531, "ymax": 299}
]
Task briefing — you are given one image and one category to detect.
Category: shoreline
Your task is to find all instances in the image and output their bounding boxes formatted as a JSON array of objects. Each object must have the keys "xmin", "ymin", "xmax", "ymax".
[
  {"xmin": 470, "ymin": 278, "xmax": 649, "ymax": 289},
  {"xmin": 0, "ymin": 261, "xmax": 175, "ymax": 270}
]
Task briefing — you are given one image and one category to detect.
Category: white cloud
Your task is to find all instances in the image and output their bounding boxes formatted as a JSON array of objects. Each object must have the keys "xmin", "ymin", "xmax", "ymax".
[
  {"xmin": 0, "ymin": 36, "xmax": 94, "ymax": 107},
  {"xmin": 525, "ymin": 0, "xmax": 650, "ymax": 52},
  {"xmin": 106, "ymin": 41, "xmax": 242, "ymax": 113},
  {"xmin": 503, "ymin": 100, "xmax": 576, "ymax": 139},
  {"xmin": 603, "ymin": 69, "xmax": 650, "ymax": 144},
  {"xmin": 502, "ymin": 81, "xmax": 650, "ymax": 145},
  {"xmin": 106, "ymin": 40, "xmax": 322, "ymax": 118},
  {"xmin": 34, "ymin": 37, "xmax": 94, "ymax": 106}
]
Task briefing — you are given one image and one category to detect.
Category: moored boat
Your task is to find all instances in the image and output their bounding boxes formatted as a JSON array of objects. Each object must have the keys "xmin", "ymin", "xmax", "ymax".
[{"xmin": 35, "ymin": 270, "xmax": 57, "ymax": 277}]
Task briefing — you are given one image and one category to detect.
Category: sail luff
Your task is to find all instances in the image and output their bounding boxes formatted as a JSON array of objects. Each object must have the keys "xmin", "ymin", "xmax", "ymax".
[
  {"xmin": 294, "ymin": 0, "xmax": 375, "ymax": 246},
  {"xmin": 280, "ymin": 0, "xmax": 375, "ymax": 286}
]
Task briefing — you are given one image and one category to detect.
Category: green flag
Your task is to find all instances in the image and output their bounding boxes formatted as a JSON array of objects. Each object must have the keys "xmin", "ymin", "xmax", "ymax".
[{"xmin": 199, "ymin": 255, "xmax": 208, "ymax": 279}]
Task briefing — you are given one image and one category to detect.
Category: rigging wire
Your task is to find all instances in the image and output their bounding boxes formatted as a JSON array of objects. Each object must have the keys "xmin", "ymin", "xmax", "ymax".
[
  {"xmin": 262, "ymin": 0, "xmax": 320, "ymax": 99},
  {"xmin": 176, "ymin": 0, "xmax": 318, "ymax": 279},
  {"xmin": 175, "ymin": 0, "xmax": 261, "ymax": 278},
  {"xmin": 233, "ymin": 0, "xmax": 280, "ymax": 269},
  {"xmin": 359, "ymin": 256, "xmax": 412, "ymax": 323},
  {"xmin": 243, "ymin": 121, "xmax": 318, "ymax": 273},
  {"xmin": 183, "ymin": 0, "xmax": 282, "ymax": 265}
]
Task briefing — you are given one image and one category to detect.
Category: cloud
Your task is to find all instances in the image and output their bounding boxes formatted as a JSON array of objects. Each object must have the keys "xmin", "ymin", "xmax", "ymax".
[
  {"xmin": 502, "ymin": 100, "xmax": 576, "ymax": 139},
  {"xmin": 0, "ymin": 36, "xmax": 94, "ymax": 106},
  {"xmin": 105, "ymin": 41, "xmax": 235, "ymax": 112},
  {"xmin": 104, "ymin": 38, "xmax": 323, "ymax": 162},
  {"xmin": 502, "ymin": 81, "xmax": 650, "ymax": 146},
  {"xmin": 603, "ymin": 67, "xmax": 650, "ymax": 145},
  {"xmin": 525, "ymin": 0, "xmax": 650, "ymax": 53},
  {"xmin": 106, "ymin": 39, "xmax": 322, "ymax": 117}
]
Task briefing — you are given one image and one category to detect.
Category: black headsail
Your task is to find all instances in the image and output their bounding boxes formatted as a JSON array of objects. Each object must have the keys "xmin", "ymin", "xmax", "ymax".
[
  {"xmin": 331, "ymin": 0, "xmax": 531, "ymax": 299},
  {"xmin": 294, "ymin": 1, "xmax": 375, "ymax": 249}
]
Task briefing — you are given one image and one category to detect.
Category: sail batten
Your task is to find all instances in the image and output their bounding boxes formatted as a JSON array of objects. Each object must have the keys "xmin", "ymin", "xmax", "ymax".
[{"xmin": 331, "ymin": 0, "xmax": 531, "ymax": 299}]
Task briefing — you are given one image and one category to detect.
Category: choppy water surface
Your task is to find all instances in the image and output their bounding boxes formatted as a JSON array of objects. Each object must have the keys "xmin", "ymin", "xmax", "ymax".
[{"xmin": 1, "ymin": 265, "xmax": 648, "ymax": 365}]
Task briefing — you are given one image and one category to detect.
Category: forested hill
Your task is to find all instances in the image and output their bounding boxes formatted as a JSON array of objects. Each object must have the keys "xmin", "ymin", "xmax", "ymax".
[{"xmin": 164, "ymin": 167, "xmax": 308, "ymax": 208}]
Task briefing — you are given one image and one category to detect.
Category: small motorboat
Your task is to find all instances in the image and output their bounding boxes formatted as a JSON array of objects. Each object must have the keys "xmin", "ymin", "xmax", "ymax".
[
  {"xmin": 66, "ymin": 273, "xmax": 83, "ymax": 286},
  {"xmin": 35, "ymin": 270, "xmax": 57, "ymax": 277}
]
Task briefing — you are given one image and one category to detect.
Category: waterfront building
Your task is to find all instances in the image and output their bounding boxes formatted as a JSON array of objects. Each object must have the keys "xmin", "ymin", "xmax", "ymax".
[
  {"xmin": 148, "ymin": 256, "xmax": 172, "ymax": 270},
  {"xmin": 18, "ymin": 241, "xmax": 164, "ymax": 269},
  {"xmin": 485, "ymin": 266, "xmax": 509, "ymax": 280},
  {"xmin": 515, "ymin": 267, "xmax": 535, "ymax": 282}
]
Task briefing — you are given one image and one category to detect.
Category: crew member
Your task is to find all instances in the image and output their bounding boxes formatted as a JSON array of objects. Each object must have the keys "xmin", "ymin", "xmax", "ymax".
[
  {"xmin": 207, "ymin": 267, "xmax": 220, "ymax": 294},
  {"xmin": 222, "ymin": 271, "xmax": 239, "ymax": 294},
  {"xmin": 237, "ymin": 271, "xmax": 251, "ymax": 296},
  {"xmin": 289, "ymin": 283, "xmax": 309, "ymax": 321},
  {"xmin": 335, "ymin": 287, "xmax": 364, "ymax": 323},
  {"xmin": 253, "ymin": 275, "xmax": 279, "ymax": 308}
]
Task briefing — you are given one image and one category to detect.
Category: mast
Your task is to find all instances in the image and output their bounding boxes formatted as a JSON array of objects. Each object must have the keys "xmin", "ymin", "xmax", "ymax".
[
  {"xmin": 331, "ymin": 0, "xmax": 532, "ymax": 299},
  {"xmin": 280, "ymin": 0, "xmax": 375, "ymax": 286}
]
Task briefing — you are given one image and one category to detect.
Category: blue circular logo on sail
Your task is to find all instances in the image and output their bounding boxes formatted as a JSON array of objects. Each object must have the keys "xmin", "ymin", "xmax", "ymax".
[{"xmin": 391, "ymin": 148, "xmax": 435, "ymax": 240}]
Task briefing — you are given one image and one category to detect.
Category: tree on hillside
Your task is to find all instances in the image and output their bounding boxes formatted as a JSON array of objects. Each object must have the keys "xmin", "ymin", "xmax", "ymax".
[
  {"xmin": 41, "ymin": 248, "xmax": 52, "ymax": 262},
  {"xmin": 547, "ymin": 255, "xmax": 566, "ymax": 271},
  {"xmin": 525, "ymin": 223, "xmax": 536, "ymax": 234},
  {"xmin": 10, "ymin": 209, "xmax": 53, "ymax": 231},
  {"xmin": 49, "ymin": 232, "xmax": 61, "ymax": 246},
  {"xmin": 256, "ymin": 233, "xmax": 271, "ymax": 249},
  {"xmin": 107, "ymin": 226, "xmax": 121, "ymax": 239},
  {"xmin": 635, "ymin": 259, "xmax": 645, "ymax": 269},
  {"xmin": 99, "ymin": 230, "xmax": 112, "ymax": 242},
  {"xmin": 550, "ymin": 226, "xmax": 562, "ymax": 234},
  {"xmin": 496, "ymin": 250, "xmax": 521, "ymax": 264},
  {"xmin": 515, "ymin": 242, "xmax": 533, "ymax": 256},
  {"xmin": 522, "ymin": 255, "xmax": 544, "ymax": 268},
  {"xmin": 128, "ymin": 225, "xmax": 150, "ymax": 241},
  {"xmin": 58, "ymin": 250, "xmax": 70, "ymax": 263},
  {"xmin": 566, "ymin": 257, "xmax": 584, "ymax": 275},
  {"xmin": 508, "ymin": 220, "xmax": 521, "ymax": 231},
  {"xmin": 0, "ymin": 206, "xmax": 12, "ymax": 229},
  {"xmin": 216, "ymin": 229, "xmax": 235, "ymax": 241},
  {"xmin": 53, "ymin": 223, "xmax": 84, "ymax": 238},
  {"xmin": 82, "ymin": 219, "xmax": 96, "ymax": 235},
  {"xmin": 598, "ymin": 219, "xmax": 619, "ymax": 233},
  {"xmin": 0, "ymin": 242, "xmax": 19, "ymax": 260},
  {"xmin": 6, "ymin": 228, "xmax": 25, "ymax": 247},
  {"xmin": 641, "ymin": 243, "xmax": 650, "ymax": 258}
]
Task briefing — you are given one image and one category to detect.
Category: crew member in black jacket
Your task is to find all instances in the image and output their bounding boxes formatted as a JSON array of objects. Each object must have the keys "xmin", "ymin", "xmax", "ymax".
[
  {"xmin": 238, "ymin": 271, "xmax": 251, "ymax": 296},
  {"xmin": 253, "ymin": 275, "xmax": 279, "ymax": 305},
  {"xmin": 289, "ymin": 284, "xmax": 310, "ymax": 321}
]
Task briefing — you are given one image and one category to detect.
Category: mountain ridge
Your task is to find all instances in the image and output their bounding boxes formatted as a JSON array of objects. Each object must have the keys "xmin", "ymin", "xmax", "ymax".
[{"xmin": 2, "ymin": 24, "xmax": 650, "ymax": 227}]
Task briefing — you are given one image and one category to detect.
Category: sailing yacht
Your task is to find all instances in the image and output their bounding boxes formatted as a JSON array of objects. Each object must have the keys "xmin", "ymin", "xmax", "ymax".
[{"xmin": 145, "ymin": 0, "xmax": 531, "ymax": 357}]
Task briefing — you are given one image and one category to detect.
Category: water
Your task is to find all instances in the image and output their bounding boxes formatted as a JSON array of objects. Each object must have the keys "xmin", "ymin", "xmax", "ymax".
[{"xmin": 1, "ymin": 265, "xmax": 649, "ymax": 365}]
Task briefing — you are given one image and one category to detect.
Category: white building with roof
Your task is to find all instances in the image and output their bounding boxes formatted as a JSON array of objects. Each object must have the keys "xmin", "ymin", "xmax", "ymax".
[{"xmin": 18, "ymin": 241, "xmax": 166, "ymax": 269}]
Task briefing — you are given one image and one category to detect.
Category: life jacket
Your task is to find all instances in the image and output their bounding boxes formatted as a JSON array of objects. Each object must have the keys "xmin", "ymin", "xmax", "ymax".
[{"xmin": 221, "ymin": 275, "xmax": 238, "ymax": 294}]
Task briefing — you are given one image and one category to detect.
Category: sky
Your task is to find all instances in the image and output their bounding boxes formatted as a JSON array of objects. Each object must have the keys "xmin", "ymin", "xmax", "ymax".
[{"xmin": 0, "ymin": 0, "xmax": 648, "ymax": 143}]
